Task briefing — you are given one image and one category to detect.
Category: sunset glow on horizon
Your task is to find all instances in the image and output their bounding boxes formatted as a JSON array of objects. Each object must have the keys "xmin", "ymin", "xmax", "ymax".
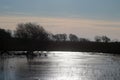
[
  {"xmin": 0, "ymin": 0, "xmax": 120, "ymax": 40},
  {"xmin": 0, "ymin": 16, "xmax": 120, "ymax": 40}
]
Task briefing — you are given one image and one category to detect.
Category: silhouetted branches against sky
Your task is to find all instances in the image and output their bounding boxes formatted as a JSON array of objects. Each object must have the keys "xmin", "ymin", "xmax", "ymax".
[{"xmin": 0, "ymin": 22, "xmax": 119, "ymax": 42}]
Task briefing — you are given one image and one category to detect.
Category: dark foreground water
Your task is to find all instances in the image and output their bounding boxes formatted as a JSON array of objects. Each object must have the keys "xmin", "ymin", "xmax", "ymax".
[{"xmin": 0, "ymin": 51, "xmax": 120, "ymax": 80}]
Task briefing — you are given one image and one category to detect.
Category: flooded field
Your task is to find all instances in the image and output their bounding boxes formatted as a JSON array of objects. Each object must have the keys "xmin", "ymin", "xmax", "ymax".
[{"xmin": 0, "ymin": 51, "xmax": 120, "ymax": 80}]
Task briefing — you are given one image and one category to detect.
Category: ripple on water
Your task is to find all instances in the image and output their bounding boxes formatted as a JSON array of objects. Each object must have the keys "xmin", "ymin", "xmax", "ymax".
[{"xmin": 0, "ymin": 51, "xmax": 120, "ymax": 80}]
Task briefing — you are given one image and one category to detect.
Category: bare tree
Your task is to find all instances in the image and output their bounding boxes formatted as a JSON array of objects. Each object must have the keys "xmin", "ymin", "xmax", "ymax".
[
  {"xmin": 62, "ymin": 34, "xmax": 67, "ymax": 41},
  {"xmin": 94, "ymin": 36, "xmax": 111, "ymax": 42},
  {"xmin": 69, "ymin": 34, "xmax": 79, "ymax": 41},
  {"xmin": 101, "ymin": 36, "xmax": 111, "ymax": 43},
  {"xmin": 14, "ymin": 23, "xmax": 49, "ymax": 41},
  {"xmin": 94, "ymin": 36, "xmax": 102, "ymax": 42},
  {"xmin": 53, "ymin": 34, "xmax": 67, "ymax": 41}
]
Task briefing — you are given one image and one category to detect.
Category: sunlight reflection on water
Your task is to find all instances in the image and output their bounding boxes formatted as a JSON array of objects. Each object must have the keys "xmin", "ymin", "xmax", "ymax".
[{"xmin": 0, "ymin": 51, "xmax": 120, "ymax": 80}]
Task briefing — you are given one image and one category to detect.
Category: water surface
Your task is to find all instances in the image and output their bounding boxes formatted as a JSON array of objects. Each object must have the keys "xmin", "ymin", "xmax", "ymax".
[{"xmin": 0, "ymin": 51, "xmax": 120, "ymax": 80}]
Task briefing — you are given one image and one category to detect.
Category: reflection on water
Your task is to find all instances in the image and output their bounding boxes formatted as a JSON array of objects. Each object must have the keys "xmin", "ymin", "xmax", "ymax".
[{"xmin": 0, "ymin": 51, "xmax": 120, "ymax": 80}]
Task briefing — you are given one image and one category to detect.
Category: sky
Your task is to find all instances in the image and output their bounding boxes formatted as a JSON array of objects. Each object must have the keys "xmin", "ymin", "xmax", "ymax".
[{"xmin": 0, "ymin": 0, "xmax": 120, "ymax": 40}]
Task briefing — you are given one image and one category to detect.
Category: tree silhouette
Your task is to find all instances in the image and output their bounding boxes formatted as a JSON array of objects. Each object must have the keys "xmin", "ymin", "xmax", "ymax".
[
  {"xmin": 69, "ymin": 34, "xmax": 79, "ymax": 41},
  {"xmin": 79, "ymin": 38, "xmax": 90, "ymax": 42},
  {"xmin": 94, "ymin": 36, "xmax": 111, "ymax": 42},
  {"xmin": 14, "ymin": 23, "xmax": 49, "ymax": 41},
  {"xmin": 101, "ymin": 36, "xmax": 111, "ymax": 43},
  {"xmin": 95, "ymin": 36, "xmax": 102, "ymax": 42},
  {"xmin": 53, "ymin": 34, "xmax": 67, "ymax": 41},
  {"xmin": 0, "ymin": 28, "xmax": 12, "ymax": 39}
]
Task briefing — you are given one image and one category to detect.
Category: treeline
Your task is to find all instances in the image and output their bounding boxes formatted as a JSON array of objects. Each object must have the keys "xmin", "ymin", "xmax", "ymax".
[
  {"xmin": 0, "ymin": 22, "xmax": 118, "ymax": 42},
  {"xmin": 0, "ymin": 22, "xmax": 120, "ymax": 54}
]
